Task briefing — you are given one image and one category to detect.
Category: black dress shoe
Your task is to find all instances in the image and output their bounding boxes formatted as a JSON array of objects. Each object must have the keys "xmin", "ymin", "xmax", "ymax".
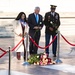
[{"xmin": 53, "ymin": 54, "xmax": 56, "ymax": 57}]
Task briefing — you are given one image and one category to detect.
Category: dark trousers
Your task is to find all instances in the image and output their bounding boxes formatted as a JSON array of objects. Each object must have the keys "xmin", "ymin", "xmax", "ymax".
[
  {"xmin": 22, "ymin": 40, "xmax": 26, "ymax": 61},
  {"xmin": 45, "ymin": 33, "xmax": 57, "ymax": 55},
  {"xmin": 29, "ymin": 30, "xmax": 40, "ymax": 55}
]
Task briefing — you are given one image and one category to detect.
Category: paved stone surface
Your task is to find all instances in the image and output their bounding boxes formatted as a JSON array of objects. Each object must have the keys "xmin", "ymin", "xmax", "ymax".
[
  {"xmin": 0, "ymin": 18, "xmax": 75, "ymax": 75},
  {"xmin": 0, "ymin": 34, "xmax": 75, "ymax": 75}
]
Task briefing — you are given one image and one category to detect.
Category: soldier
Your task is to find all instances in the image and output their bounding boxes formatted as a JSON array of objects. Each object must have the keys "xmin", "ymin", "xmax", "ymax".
[{"xmin": 44, "ymin": 5, "xmax": 60, "ymax": 57}]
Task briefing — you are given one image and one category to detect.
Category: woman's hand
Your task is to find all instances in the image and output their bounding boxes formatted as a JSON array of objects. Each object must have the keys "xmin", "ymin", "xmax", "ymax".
[
  {"xmin": 19, "ymin": 33, "xmax": 22, "ymax": 36},
  {"xmin": 24, "ymin": 32, "xmax": 27, "ymax": 36}
]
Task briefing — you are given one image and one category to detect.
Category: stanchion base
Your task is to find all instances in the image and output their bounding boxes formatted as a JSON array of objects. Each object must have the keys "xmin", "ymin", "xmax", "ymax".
[
  {"xmin": 23, "ymin": 61, "xmax": 30, "ymax": 66},
  {"xmin": 55, "ymin": 59, "xmax": 62, "ymax": 64}
]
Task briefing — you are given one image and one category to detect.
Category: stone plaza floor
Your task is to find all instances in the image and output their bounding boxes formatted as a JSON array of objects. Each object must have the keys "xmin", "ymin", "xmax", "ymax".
[{"xmin": 0, "ymin": 33, "xmax": 75, "ymax": 75}]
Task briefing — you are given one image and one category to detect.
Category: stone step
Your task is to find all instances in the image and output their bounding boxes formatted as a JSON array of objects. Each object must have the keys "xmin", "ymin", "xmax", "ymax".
[{"xmin": 0, "ymin": 24, "xmax": 14, "ymax": 38}]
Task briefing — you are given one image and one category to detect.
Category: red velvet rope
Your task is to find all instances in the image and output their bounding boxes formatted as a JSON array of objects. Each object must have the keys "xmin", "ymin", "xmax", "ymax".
[
  {"xmin": 29, "ymin": 35, "xmax": 57, "ymax": 49},
  {"xmin": 0, "ymin": 51, "xmax": 7, "ymax": 58},
  {"xmin": 0, "ymin": 38, "xmax": 24, "ymax": 58},
  {"xmin": 61, "ymin": 34, "xmax": 75, "ymax": 46},
  {"xmin": 11, "ymin": 38, "xmax": 24, "ymax": 51},
  {"xmin": 1, "ymin": 34, "xmax": 75, "ymax": 58},
  {"xmin": 0, "ymin": 48, "xmax": 7, "ymax": 58},
  {"xmin": 0, "ymin": 34, "xmax": 57, "ymax": 58},
  {"xmin": 0, "ymin": 48, "xmax": 7, "ymax": 52}
]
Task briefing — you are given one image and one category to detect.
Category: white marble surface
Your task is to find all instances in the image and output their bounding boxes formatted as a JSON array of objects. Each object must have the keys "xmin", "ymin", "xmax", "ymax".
[
  {"xmin": 42, "ymin": 64, "xmax": 75, "ymax": 73},
  {"xmin": 0, "ymin": 70, "xmax": 32, "ymax": 75}
]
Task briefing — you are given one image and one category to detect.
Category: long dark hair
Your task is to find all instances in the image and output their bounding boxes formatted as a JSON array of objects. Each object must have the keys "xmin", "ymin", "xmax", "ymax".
[{"xmin": 15, "ymin": 12, "xmax": 27, "ymax": 22}]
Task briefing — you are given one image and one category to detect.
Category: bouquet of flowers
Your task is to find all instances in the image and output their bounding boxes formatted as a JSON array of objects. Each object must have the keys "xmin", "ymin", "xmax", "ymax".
[
  {"xmin": 27, "ymin": 54, "xmax": 40, "ymax": 64},
  {"xmin": 28, "ymin": 53, "xmax": 55, "ymax": 65}
]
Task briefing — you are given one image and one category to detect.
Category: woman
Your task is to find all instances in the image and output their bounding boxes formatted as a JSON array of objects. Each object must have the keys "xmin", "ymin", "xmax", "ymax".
[{"xmin": 13, "ymin": 12, "xmax": 27, "ymax": 60}]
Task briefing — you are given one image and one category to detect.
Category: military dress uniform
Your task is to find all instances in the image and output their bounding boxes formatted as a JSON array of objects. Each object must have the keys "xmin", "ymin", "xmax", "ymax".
[{"xmin": 44, "ymin": 5, "xmax": 60, "ymax": 57}]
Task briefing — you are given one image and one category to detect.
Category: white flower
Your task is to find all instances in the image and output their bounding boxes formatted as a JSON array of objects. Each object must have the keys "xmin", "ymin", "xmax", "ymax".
[
  {"xmin": 37, "ymin": 56, "xmax": 39, "ymax": 58},
  {"xmin": 40, "ymin": 22, "xmax": 42, "ymax": 24},
  {"xmin": 50, "ymin": 21, "xmax": 53, "ymax": 24}
]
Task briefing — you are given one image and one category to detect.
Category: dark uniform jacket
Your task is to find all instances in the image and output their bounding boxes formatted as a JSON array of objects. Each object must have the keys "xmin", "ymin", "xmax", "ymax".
[{"xmin": 44, "ymin": 12, "xmax": 60, "ymax": 35}]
